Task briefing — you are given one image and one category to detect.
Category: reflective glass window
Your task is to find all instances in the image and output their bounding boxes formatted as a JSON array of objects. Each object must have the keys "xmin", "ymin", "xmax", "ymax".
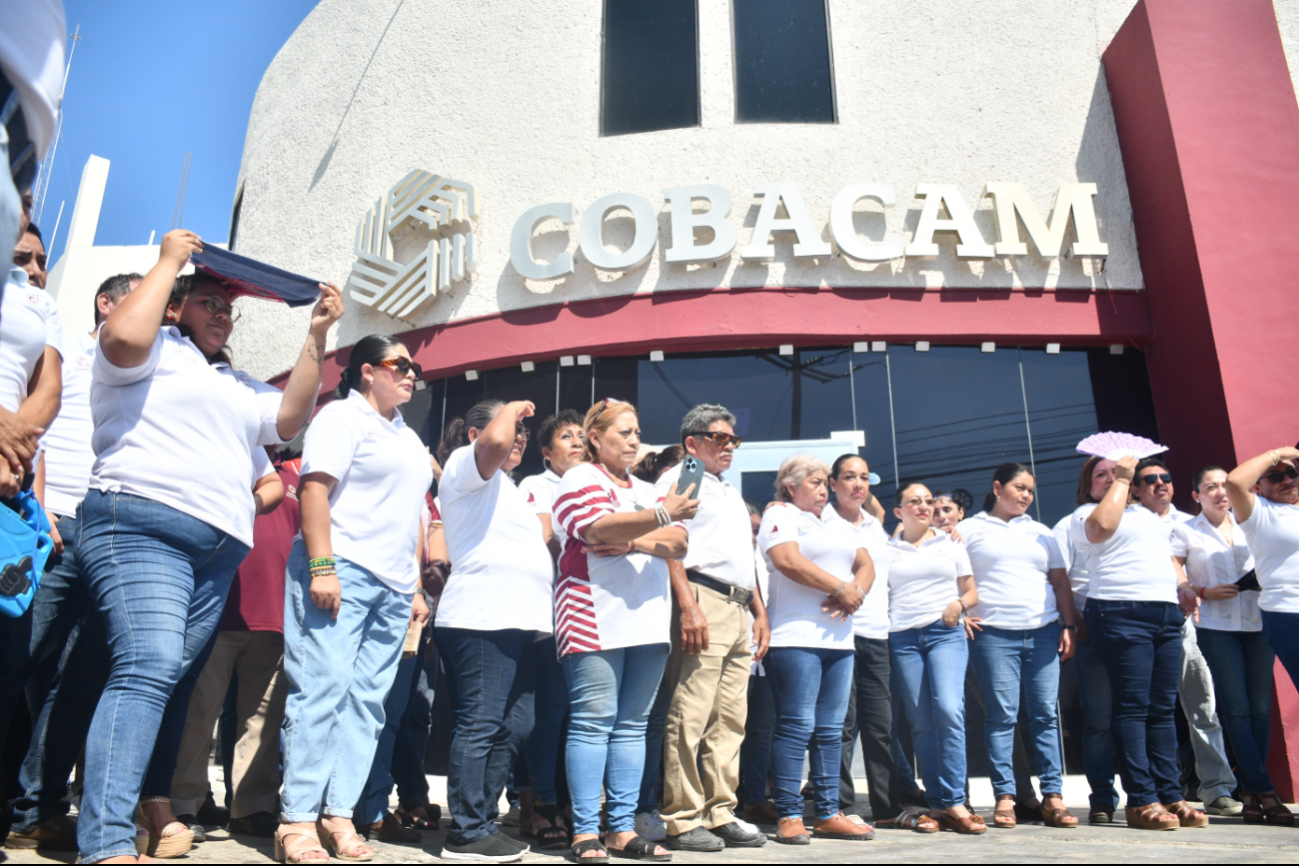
[
  {"xmin": 733, "ymin": 0, "xmax": 836, "ymax": 123},
  {"xmin": 1019, "ymin": 348, "xmax": 1100, "ymax": 524},
  {"xmin": 602, "ymin": 0, "xmax": 700, "ymax": 136}
]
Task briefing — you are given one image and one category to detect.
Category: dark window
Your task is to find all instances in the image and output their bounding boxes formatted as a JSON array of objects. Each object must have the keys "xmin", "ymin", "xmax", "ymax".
[
  {"xmin": 732, "ymin": 0, "xmax": 836, "ymax": 123},
  {"xmin": 601, "ymin": 0, "xmax": 700, "ymax": 136}
]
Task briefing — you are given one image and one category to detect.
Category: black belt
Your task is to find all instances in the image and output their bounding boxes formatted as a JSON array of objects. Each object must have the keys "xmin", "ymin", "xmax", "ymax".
[{"xmin": 687, "ymin": 570, "xmax": 753, "ymax": 608}]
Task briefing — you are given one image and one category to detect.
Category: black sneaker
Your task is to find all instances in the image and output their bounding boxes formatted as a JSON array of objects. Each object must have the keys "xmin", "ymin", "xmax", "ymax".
[
  {"xmin": 1089, "ymin": 809, "xmax": 1113, "ymax": 825},
  {"xmin": 492, "ymin": 831, "xmax": 529, "ymax": 851},
  {"xmin": 442, "ymin": 833, "xmax": 529, "ymax": 862},
  {"xmin": 196, "ymin": 792, "xmax": 229, "ymax": 827},
  {"xmin": 665, "ymin": 826, "xmax": 724, "ymax": 852},
  {"xmin": 711, "ymin": 822, "xmax": 767, "ymax": 848},
  {"xmin": 227, "ymin": 812, "xmax": 278, "ymax": 838}
]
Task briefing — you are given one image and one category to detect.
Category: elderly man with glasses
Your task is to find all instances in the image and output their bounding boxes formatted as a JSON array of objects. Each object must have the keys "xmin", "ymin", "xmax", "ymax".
[
  {"xmin": 1134, "ymin": 457, "xmax": 1240, "ymax": 816},
  {"xmin": 653, "ymin": 404, "xmax": 770, "ymax": 852}
]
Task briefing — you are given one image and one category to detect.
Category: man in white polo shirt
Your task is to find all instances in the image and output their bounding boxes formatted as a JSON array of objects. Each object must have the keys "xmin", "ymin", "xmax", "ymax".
[{"xmin": 655, "ymin": 405, "xmax": 769, "ymax": 852}]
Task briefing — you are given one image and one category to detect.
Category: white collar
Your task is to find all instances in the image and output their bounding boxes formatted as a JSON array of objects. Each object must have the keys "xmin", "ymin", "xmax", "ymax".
[
  {"xmin": 345, "ymin": 388, "xmax": 405, "ymax": 429},
  {"xmin": 6, "ymin": 265, "xmax": 29, "ymax": 287},
  {"xmin": 971, "ymin": 510, "xmax": 1034, "ymax": 528}
]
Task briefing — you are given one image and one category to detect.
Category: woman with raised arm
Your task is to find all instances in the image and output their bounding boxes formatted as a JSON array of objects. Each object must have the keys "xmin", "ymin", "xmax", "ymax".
[
  {"xmin": 957, "ymin": 463, "xmax": 1079, "ymax": 830},
  {"xmin": 552, "ymin": 399, "xmax": 697, "ymax": 864},
  {"xmin": 75, "ymin": 229, "xmax": 342, "ymax": 864},
  {"xmin": 432, "ymin": 399, "xmax": 555, "ymax": 864},
  {"xmin": 1071, "ymin": 454, "xmax": 1203, "ymax": 832},
  {"xmin": 886, "ymin": 483, "xmax": 980, "ymax": 835},
  {"xmin": 276, "ymin": 335, "xmax": 433, "ymax": 863}
]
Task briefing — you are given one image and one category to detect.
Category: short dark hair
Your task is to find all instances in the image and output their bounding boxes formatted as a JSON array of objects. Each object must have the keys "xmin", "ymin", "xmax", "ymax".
[
  {"xmin": 982, "ymin": 462, "xmax": 1033, "ymax": 512},
  {"xmin": 23, "ymin": 222, "xmax": 41, "ymax": 243},
  {"xmin": 1193, "ymin": 465, "xmax": 1226, "ymax": 490},
  {"xmin": 894, "ymin": 481, "xmax": 927, "ymax": 509},
  {"xmin": 830, "ymin": 453, "xmax": 868, "ymax": 479},
  {"xmin": 1135, "ymin": 456, "xmax": 1168, "ymax": 478},
  {"xmin": 93, "ymin": 273, "xmax": 143, "ymax": 324},
  {"xmin": 538, "ymin": 410, "xmax": 584, "ymax": 452}
]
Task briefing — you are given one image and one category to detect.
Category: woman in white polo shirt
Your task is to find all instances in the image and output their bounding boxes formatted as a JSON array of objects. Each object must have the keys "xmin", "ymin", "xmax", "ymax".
[
  {"xmin": 957, "ymin": 463, "xmax": 1080, "ymax": 830},
  {"xmin": 886, "ymin": 482, "xmax": 980, "ymax": 835},
  {"xmin": 552, "ymin": 399, "xmax": 696, "ymax": 863},
  {"xmin": 277, "ymin": 334, "xmax": 433, "ymax": 863},
  {"xmin": 759, "ymin": 454, "xmax": 875, "ymax": 846},
  {"xmin": 1071, "ymin": 454, "xmax": 1202, "ymax": 832},
  {"xmin": 1177, "ymin": 465, "xmax": 1290, "ymax": 825},
  {"xmin": 433, "ymin": 398, "xmax": 556, "ymax": 863},
  {"xmin": 74, "ymin": 229, "xmax": 342, "ymax": 864}
]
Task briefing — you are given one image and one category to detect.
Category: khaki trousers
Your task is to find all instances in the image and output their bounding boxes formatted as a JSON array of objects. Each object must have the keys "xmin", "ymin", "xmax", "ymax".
[
  {"xmin": 661, "ymin": 583, "xmax": 752, "ymax": 835},
  {"xmin": 170, "ymin": 631, "xmax": 288, "ymax": 818}
]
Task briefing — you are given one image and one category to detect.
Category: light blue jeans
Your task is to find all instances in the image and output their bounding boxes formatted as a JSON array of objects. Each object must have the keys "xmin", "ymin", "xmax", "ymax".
[
  {"xmin": 889, "ymin": 621, "xmax": 969, "ymax": 809},
  {"xmin": 280, "ymin": 541, "xmax": 409, "ymax": 822},
  {"xmin": 75, "ymin": 491, "xmax": 249, "ymax": 863},
  {"xmin": 968, "ymin": 621, "xmax": 1065, "ymax": 797},
  {"xmin": 563, "ymin": 644, "xmax": 669, "ymax": 836}
]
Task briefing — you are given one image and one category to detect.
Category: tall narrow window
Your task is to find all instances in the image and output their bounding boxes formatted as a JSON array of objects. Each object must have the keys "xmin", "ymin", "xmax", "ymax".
[
  {"xmin": 733, "ymin": 0, "xmax": 836, "ymax": 123},
  {"xmin": 601, "ymin": 0, "xmax": 700, "ymax": 136}
]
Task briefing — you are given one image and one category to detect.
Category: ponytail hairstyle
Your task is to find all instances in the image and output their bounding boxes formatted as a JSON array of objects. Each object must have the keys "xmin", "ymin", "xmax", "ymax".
[
  {"xmin": 335, "ymin": 334, "xmax": 404, "ymax": 401},
  {"xmin": 582, "ymin": 398, "xmax": 637, "ymax": 463},
  {"xmin": 632, "ymin": 445, "xmax": 684, "ymax": 483},
  {"xmin": 984, "ymin": 462, "xmax": 1034, "ymax": 512},
  {"xmin": 437, "ymin": 400, "xmax": 505, "ymax": 465}
]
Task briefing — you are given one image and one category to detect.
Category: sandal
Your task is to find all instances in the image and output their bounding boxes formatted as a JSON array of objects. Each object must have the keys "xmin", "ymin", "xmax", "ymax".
[
  {"xmin": 318, "ymin": 823, "xmax": 376, "ymax": 861},
  {"xmin": 1258, "ymin": 792, "xmax": 1296, "ymax": 827},
  {"xmin": 1241, "ymin": 792, "xmax": 1265, "ymax": 824},
  {"xmin": 531, "ymin": 803, "xmax": 571, "ymax": 850},
  {"xmin": 395, "ymin": 800, "xmax": 442, "ymax": 829},
  {"xmin": 608, "ymin": 835, "xmax": 672, "ymax": 861},
  {"xmin": 364, "ymin": 811, "xmax": 422, "ymax": 843},
  {"xmin": 274, "ymin": 824, "xmax": 329, "ymax": 864},
  {"xmin": 895, "ymin": 810, "xmax": 940, "ymax": 833},
  {"xmin": 1041, "ymin": 799, "xmax": 1079, "ymax": 829},
  {"xmin": 993, "ymin": 795, "xmax": 1017, "ymax": 828},
  {"xmin": 571, "ymin": 837, "xmax": 610, "ymax": 863},
  {"xmin": 1014, "ymin": 800, "xmax": 1042, "ymax": 824},
  {"xmin": 938, "ymin": 810, "xmax": 986, "ymax": 835},
  {"xmin": 1124, "ymin": 803, "xmax": 1180, "ymax": 831},
  {"xmin": 1162, "ymin": 800, "xmax": 1208, "ymax": 828},
  {"xmin": 135, "ymin": 801, "xmax": 195, "ymax": 859}
]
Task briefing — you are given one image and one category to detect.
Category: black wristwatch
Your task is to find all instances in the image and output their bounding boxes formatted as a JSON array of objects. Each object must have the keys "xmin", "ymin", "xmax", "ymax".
[{"xmin": 1063, "ymin": 624, "xmax": 1078, "ymax": 633}]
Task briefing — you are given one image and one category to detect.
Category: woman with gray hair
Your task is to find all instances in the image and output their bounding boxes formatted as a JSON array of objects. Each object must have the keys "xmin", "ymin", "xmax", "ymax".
[{"xmin": 758, "ymin": 454, "xmax": 877, "ymax": 845}]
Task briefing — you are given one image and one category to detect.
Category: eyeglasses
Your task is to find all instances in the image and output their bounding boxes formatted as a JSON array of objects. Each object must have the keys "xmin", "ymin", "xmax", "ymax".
[
  {"xmin": 199, "ymin": 296, "xmax": 241, "ymax": 323},
  {"xmin": 515, "ymin": 424, "xmax": 531, "ymax": 441},
  {"xmin": 374, "ymin": 357, "xmax": 422, "ymax": 378},
  {"xmin": 594, "ymin": 397, "xmax": 630, "ymax": 417},
  {"xmin": 688, "ymin": 430, "xmax": 742, "ymax": 449},
  {"xmin": 1261, "ymin": 467, "xmax": 1299, "ymax": 484},
  {"xmin": 1137, "ymin": 472, "xmax": 1173, "ymax": 486},
  {"xmin": 903, "ymin": 497, "xmax": 936, "ymax": 508}
]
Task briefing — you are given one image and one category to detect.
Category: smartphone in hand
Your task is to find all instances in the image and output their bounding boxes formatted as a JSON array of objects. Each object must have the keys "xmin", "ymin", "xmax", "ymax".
[{"xmin": 676, "ymin": 455, "xmax": 705, "ymax": 497}]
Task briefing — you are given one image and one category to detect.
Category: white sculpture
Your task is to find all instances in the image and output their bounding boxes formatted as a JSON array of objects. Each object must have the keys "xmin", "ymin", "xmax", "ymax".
[{"xmin": 346, "ymin": 170, "xmax": 479, "ymax": 320}]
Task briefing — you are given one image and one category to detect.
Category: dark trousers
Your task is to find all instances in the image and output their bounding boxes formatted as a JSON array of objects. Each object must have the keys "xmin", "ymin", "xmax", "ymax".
[
  {"xmin": 1084, "ymin": 600, "xmax": 1183, "ymax": 806},
  {"xmin": 837, "ymin": 636, "xmax": 899, "ymax": 820},
  {"xmin": 739, "ymin": 673, "xmax": 775, "ymax": 804},
  {"xmin": 1196, "ymin": 627, "xmax": 1275, "ymax": 795},
  {"xmin": 393, "ymin": 640, "xmax": 439, "ymax": 806}
]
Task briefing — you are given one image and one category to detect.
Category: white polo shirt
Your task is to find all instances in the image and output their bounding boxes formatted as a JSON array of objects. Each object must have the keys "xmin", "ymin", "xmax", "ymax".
[
  {"xmin": 759, "ymin": 502, "xmax": 862, "ymax": 650},
  {"xmin": 1237, "ymin": 495, "xmax": 1299, "ymax": 615},
  {"xmin": 1069, "ymin": 503, "xmax": 1179, "ymax": 604},
  {"xmin": 301, "ymin": 391, "xmax": 432, "ymax": 594},
  {"xmin": 887, "ymin": 531, "xmax": 973, "ymax": 633},
  {"xmin": 1172, "ymin": 512, "xmax": 1259, "ymax": 631},
  {"xmin": 957, "ymin": 511, "xmax": 1064, "ymax": 631},
  {"xmin": 1053, "ymin": 511, "xmax": 1090, "ymax": 612},
  {"xmin": 39, "ymin": 329, "xmax": 96, "ymax": 517},
  {"xmin": 822, "ymin": 506, "xmax": 890, "ymax": 640},
  {"xmin": 436, "ymin": 443, "xmax": 555, "ymax": 634},
  {"xmin": 0, "ymin": 268, "xmax": 62, "ymax": 413},
  {"xmin": 656, "ymin": 464, "xmax": 755, "ymax": 591},
  {"xmin": 519, "ymin": 468, "xmax": 566, "ymax": 548},
  {"xmin": 89, "ymin": 327, "xmax": 284, "ymax": 547}
]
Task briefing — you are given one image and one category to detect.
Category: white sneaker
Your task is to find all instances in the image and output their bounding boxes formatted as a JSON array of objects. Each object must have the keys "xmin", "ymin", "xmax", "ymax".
[{"xmin": 635, "ymin": 809, "xmax": 667, "ymax": 842}]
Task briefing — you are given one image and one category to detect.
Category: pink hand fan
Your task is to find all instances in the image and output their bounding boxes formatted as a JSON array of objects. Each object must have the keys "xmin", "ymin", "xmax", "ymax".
[{"xmin": 1075, "ymin": 432, "xmax": 1168, "ymax": 461}]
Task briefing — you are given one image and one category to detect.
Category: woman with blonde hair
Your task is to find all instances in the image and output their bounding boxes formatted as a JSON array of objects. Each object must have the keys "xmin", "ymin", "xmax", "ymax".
[{"xmin": 552, "ymin": 399, "xmax": 698, "ymax": 863}]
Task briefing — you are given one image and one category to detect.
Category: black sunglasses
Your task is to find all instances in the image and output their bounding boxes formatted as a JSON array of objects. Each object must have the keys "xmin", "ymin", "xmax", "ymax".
[
  {"xmin": 1262, "ymin": 467, "xmax": 1299, "ymax": 484},
  {"xmin": 375, "ymin": 357, "xmax": 423, "ymax": 378},
  {"xmin": 1137, "ymin": 472, "xmax": 1173, "ymax": 486},
  {"xmin": 688, "ymin": 430, "xmax": 742, "ymax": 449}
]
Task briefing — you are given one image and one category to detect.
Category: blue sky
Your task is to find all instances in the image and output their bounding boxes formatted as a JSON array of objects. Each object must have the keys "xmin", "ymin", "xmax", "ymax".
[{"xmin": 37, "ymin": 0, "xmax": 319, "ymax": 265}]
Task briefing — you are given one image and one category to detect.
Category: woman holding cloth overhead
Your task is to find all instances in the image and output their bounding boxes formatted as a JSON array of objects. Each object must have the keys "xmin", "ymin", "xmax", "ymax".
[
  {"xmin": 76, "ymin": 229, "xmax": 342, "ymax": 864},
  {"xmin": 957, "ymin": 463, "xmax": 1080, "ymax": 830},
  {"xmin": 277, "ymin": 335, "xmax": 433, "ymax": 863}
]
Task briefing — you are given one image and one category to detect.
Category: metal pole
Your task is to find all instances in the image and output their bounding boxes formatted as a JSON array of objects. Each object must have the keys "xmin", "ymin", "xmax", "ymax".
[
  {"xmin": 885, "ymin": 352, "xmax": 900, "ymax": 486},
  {"xmin": 1018, "ymin": 348, "xmax": 1040, "ymax": 521}
]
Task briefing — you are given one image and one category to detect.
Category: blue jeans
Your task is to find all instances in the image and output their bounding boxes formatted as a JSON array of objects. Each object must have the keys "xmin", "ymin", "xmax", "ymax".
[
  {"xmin": 764, "ymin": 646, "xmax": 854, "ymax": 820},
  {"xmin": 740, "ymin": 673, "xmax": 775, "ymax": 804},
  {"xmin": 889, "ymin": 621, "xmax": 969, "ymax": 809},
  {"xmin": 1072, "ymin": 633, "xmax": 1119, "ymax": 811},
  {"xmin": 1196, "ymin": 628, "xmax": 1275, "ymax": 794},
  {"xmin": 563, "ymin": 644, "xmax": 669, "ymax": 836},
  {"xmin": 435, "ymin": 626, "xmax": 537, "ymax": 845},
  {"xmin": 1262, "ymin": 610, "xmax": 1299, "ymax": 705},
  {"xmin": 12, "ymin": 510, "xmax": 113, "ymax": 831},
  {"xmin": 141, "ymin": 626, "xmax": 219, "ymax": 799},
  {"xmin": 75, "ymin": 491, "xmax": 249, "ymax": 863},
  {"xmin": 281, "ymin": 544, "xmax": 409, "ymax": 822},
  {"xmin": 392, "ymin": 643, "xmax": 438, "ymax": 806},
  {"xmin": 1084, "ymin": 600, "xmax": 1182, "ymax": 806},
  {"xmin": 527, "ymin": 636, "xmax": 568, "ymax": 805},
  {"xmin": 355, "ymin": 642, "xmax": 422, "ymax": 825},
  {"xmin": 968, "ymin": 622, "xmax": 1065, "ymax": 797}
]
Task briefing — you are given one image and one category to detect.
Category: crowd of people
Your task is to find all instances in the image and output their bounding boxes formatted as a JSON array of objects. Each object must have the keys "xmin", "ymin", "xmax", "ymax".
[{"xmin": 3, "ymin": 218, "xmax": 1299, "ymax": 864}]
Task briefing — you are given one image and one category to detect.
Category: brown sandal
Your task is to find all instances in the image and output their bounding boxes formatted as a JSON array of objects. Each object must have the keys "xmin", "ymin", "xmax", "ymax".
[
  {"xmin": 992, "ymin": 794, "xmax": 1017, "ymax": 828},
  {"xmin": 938, "ymin": 810, "xmax": 987, "ymax": 835},
  {"xmin": 1124, "ymin": 803, "xmax": 1180, "ymax": 831},
  {"xmin": 1040, "ymin": 796, "xmax": 1079, "ymax": 829},
  {"xmin": 1258, "ymin": 792, "xmax": 1296, "ymax": 827},
  {"xmin": 1162, "ymin": 800, "xmax": 1208, "ymax": 828},
  {"xmin": 894, "ymin": 809, "xmax": 940, "ymax": 833}
]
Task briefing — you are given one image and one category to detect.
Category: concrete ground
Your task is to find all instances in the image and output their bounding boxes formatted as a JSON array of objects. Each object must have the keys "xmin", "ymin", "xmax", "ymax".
[{"xmin": 6, "ymin": 775, "xmax": 1298, "ymax": 864}]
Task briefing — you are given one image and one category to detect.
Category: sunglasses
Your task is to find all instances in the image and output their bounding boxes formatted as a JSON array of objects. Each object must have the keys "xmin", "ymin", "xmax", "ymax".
[
  {"xmin": 689, "ymin": 430, "xmax": 742, "ymax": 449},
  {"xmin": 903, "ymin": 497, "xmax": 936, "ymax": 508},
  {"xmin": 594, "ymin": 397, "xmax": 631, "ymax": 417},
  {"xmin": 1137, "ymin": 472, "xmax": 1173, "ymax": 486},
  {"xmin": 199, "ymin": 296, "xmax": 241, "ymax": 322},
  {"xmin": 1261, "ymin": 467, "xmax": 1299, "ymax": 484},
  {"xmin": 375, "ymin": 357, "xmax": 422, "ymax": 378}
]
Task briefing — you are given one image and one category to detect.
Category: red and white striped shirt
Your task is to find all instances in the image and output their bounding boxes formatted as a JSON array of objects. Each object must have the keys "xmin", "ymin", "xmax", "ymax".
[{"xmin": 552, "ymin": 463, "xmax": 684, "ymax": 658}]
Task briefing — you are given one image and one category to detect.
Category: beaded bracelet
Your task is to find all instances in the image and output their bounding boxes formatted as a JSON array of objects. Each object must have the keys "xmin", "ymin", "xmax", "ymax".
[
  {"xmin": 309, "ymin": 556, "xmax": 336, "ymax": 569},
  {"xmin": 654, "ymin": 504, "xmax": 671, "ymax": 528}
]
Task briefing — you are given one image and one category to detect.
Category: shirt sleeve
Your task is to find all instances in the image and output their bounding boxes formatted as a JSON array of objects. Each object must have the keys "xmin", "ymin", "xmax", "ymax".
[
  {"xmin": 758, "ymin": 504, "xmax": 802, "ymax": 556},
  {"xmin": 1052, "ymin": 519, "xmax": 1074, "ymax": 572},
  {"xmin": 252, "ymin": 447, "xmax": 274, "ymax": 482},
  {"xmin": 300, "ymin": 404, "xmax": 358, "ymax": 483},
  {"xmin": 518, "ymin": 476, "xmax": 553, "ymax": 516},
  {"xmin": 1040, "ymin": 528, "xmax": 1067, "ymax": 570},
  {"xmin": 950, "ymin": 540, "xmax": 974, "ymax": 577},
  {"xmin": 1068, "ymin": 506, "xmax": 1095, "ymax": 552},
  {"xmin": 237, "ymin": 372, "xmax": 287, "ymax": 447},
  {"xmin": 1169, "ymin": 523, "xmax": 1192, "ymax": 558},
  {"xmin": 93, "ymin": 327, "xmax": 163, "ymax": 387},
  {"xmin": 40, "ymin": 293, "xmax": 63, "ymax": 358},
  {"xmin": 440, "ymin": 444, "xmax": 491, "ymax": 497},
  {"xmin": 554, "ymin": 465, "xmax": 617, "ymax": 541}
]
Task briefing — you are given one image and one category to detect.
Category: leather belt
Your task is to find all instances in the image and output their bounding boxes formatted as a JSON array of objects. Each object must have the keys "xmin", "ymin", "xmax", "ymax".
[{"xmin": 687, "ymin": 570, "xmax": 753, "ymax": 608}]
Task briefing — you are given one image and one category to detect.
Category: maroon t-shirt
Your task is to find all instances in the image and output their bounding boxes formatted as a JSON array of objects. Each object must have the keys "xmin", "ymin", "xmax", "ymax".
[{"xmin": 222, "ymin": 460, "xmax": 302, "ymax": 633}]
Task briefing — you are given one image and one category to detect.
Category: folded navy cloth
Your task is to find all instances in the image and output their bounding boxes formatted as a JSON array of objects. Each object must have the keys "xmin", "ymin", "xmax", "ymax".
[{"xmin": 190, "ymin": 243, "xmax": 322, "ymax": 308}]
